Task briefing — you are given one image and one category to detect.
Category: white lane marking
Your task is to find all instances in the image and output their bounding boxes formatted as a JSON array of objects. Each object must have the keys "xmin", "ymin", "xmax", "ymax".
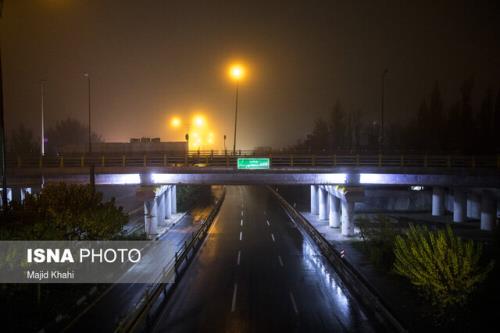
[
  {"xmin": 240, "ymin": 219, "xmax": 243, "ymax": 227},
  {"xmin": 289, "ymin": 292, "xmax": 299, "ymax": 314},
  {"xmin": 266, "ymin": 220, "xmax": 270, "ymax": 227},
  {"xmin": 231, "ymin": 283, "xmax": 238, "ymax": 312},
  {"xmin": 237, "ymin": 250, "xmax": 241, "ymax": 266},
  {"xmin": 271, "ymin": 233, "xmax": 275, "ymax": 242},
  {"xmin": 278, "ymin": 255, "xmax": 284, "ymax": 267},
  {"xmin": 241, "ymin": 211, "xmax": 244, "ymax": 217},
  {"xmin": 239, "ymin": 231, "xmax": 243, "ymax": 241}
]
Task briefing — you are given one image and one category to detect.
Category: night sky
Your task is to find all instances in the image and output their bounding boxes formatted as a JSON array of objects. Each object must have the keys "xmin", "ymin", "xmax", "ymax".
[{"xmin": 2, "ymin": 0, "xmax": 500, "ymax": 149}]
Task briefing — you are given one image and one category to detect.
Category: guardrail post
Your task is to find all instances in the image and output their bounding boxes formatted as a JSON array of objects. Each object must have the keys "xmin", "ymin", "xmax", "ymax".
[
  {"xmin": 39, "ymin": 156, "xmax": 43, "ymax": 168},
  {"xmin": 378, "ymin": 154, "xmax": 382, "ymax": 167},
  {"xmin": 59, "ymin": 156, "xmax": 64, "ymax": 168},
  {"xmin": 143, "ymin": 155, "xmax": 147, "ymax": 167},
  {"xmin": 226, "ymin": 156, "xmax": 229, "ymax": 167},
  {"xmin": 290, "ymin": 155, "xmax": 294, "ymax": 167},
  {"xmin": 101, "ymin": 155, "xmax": 105, "ymax": 167},
  {"xmin": 424, "ymin": 154, "xmax": 428, "ymax": 167},
  {"xmin": 333, "ymin": 154, "xmax": 337, "ymax": 167},
  {"xmin": 447, "ymin": 155, "xmax": 451, "ymax": 168},
  {"xmin": 122, "ymin": 155, "xmax": 126, "ymax": 167},
  {"xmin": 17, "ymin": 156, "xmax": 21, "ymax": 167},
  {"xmin": 80, "ymin": 156, "xmax": 85, "ymax": 167},
  {"xmin": 312, "ymin": 156, "xmax": 315, "ymax": 167},
  {"xmin": 400, "ymin": 155, "xmax": 404, "ymax": 167},
  {"xmin": 184, "ymin": 153, "xmax": 188, "ymax": 166},
  {"xmin": 356, "ymin": 154, "xmax": 360, "ymax": 166},
  {"xmin": 163, "ymin": 154, "xmax": 167, "ymax": 167}
]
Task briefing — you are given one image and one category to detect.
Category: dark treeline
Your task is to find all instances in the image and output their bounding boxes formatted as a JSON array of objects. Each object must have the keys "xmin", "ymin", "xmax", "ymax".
[
  {"xmin": 291, "ymin": 79, "xmax": 500, "ymax": 154},
  {"xmin": 7, "ymin": 117, "xmax": 102, "ymax": 154}
]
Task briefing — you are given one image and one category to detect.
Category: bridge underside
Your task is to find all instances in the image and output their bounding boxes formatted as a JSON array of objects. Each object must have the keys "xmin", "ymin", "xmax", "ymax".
[{"xmin": 6, "ymin": 167, "xmax": 500, "ymax": 187}]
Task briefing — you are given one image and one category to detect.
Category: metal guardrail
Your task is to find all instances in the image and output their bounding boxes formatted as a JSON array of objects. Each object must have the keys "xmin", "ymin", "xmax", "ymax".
[
  {"xmin": 268, "ymin": 186, "xmax": 407, "ymax": 333},
  {"xmin": 114, "ymin": 189, "xmax": 226, "ymax": 333},
  {"xmin": 6, "ymin": 153, "xmax": 500, "ymax": 169}
]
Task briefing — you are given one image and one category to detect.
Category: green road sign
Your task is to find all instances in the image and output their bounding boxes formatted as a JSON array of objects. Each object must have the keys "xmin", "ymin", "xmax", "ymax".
[{"xmin": 237, "ymin": 158, "xmax": 270, "ymax": 170}]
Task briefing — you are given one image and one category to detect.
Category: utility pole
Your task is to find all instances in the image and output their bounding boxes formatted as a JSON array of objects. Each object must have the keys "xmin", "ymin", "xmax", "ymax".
[{"xmin": 0, "ymin": 1, "xmax": 8, "ymax": 210}]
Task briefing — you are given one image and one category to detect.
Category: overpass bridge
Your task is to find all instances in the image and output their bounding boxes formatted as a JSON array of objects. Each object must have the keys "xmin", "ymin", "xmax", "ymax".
[{"xmin": 3, "ymin": 152, "xmax": 499, "ymax": 235}]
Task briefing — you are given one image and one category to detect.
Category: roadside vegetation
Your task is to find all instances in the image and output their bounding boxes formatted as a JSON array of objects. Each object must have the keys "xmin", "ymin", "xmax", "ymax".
[
  {"xmin": 177, "ymin": 185, "xmax": 214, "ymax": 212},
  {"xmin": 394, "ymin": 225, "xmax": 494, "ymax": 325},
  {"xmin": 0, "ymin": 183, "xmax": 127, "ymax": 332},
  {"xmin": 355, "ymin": 215, "xmax": 496, "ymax": 330},
  {"xmin": 0, "ymin": 183, "xmax": 127, "ymax": 240}
]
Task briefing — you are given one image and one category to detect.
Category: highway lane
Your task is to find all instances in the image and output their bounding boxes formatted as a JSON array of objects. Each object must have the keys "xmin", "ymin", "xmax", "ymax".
[{"xmin": 152, "ymin": 186, "xmax": 379, "ymax": 333}]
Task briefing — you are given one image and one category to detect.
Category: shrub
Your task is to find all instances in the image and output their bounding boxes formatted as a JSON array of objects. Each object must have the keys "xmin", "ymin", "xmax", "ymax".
[
  {"xmin": 0, "ymin": 183, "xmax": 127, "ymax": 240},
  {"xmin": 356, "ymin": 215, "xmax": 399, "ymax": 270},
  {"xmin": 393, "ymin": 224, "xmax": 494, "ymax": 319}
]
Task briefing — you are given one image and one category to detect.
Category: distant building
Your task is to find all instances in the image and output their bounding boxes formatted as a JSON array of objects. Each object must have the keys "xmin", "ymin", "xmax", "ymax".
[
  {"xmin": 59, "ymin": 138, "xmax": 187, "ymax": 154},
  {"xmin": 254, "ymin": 146, "xmax": 273, "ymax": 153}
]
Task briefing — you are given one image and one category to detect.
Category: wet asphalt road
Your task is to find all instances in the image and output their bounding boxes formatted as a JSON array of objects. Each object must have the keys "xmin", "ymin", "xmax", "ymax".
[{"xmin": 152, "ymin": 186, "xmax": 378, "ymax": 333}]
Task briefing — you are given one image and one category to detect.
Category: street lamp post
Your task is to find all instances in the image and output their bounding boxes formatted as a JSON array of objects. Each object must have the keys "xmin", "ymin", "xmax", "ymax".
[
  {"xmin": 233, "ymin": 81, "xmax": 239, "ymax": 155},
  {"xmin": 228, "ymin": 64, "xmax": 245, "ymax": 156},
  {"xmin": 84, "ymin": 73, "xmax": 95, "ymax": 190},
  {"xmin": 40, "ymin": 80, "xmax": 46, "ymax": 156},
  {"xmin": 380, "ymin": 69, "xmax": 388, "ymax": 150}
]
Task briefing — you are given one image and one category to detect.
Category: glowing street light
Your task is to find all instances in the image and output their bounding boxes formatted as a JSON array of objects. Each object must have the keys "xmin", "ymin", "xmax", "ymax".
[
  {"xmin": 193, "ymin": 115, "xmax": 205, "ymax": 127},
  {"xmin": 228, "ymin": 63, "xmax": 246, "ymax": 155},
  {"xmin": 229, "ymin": 64, "xmax": 245, "ymax": 81},
  {"xmin": 170, "ymin": 116, "xmax": 182, "ymax": 128}
]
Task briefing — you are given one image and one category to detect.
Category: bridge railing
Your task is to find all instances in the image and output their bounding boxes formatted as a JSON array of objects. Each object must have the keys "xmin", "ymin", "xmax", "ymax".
[{"xmin": 6, "ymin": 153, "xmax": 500, "ymax": 169}]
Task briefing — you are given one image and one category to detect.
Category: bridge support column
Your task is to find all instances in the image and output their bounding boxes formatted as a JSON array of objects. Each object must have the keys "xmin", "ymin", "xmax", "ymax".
[
  {"xmin": 329, "ymin": 193, "xmax": 341, "ymax": 228},
  {"xmin": 144, "ymin": 200, "xmax": 158, "ymax": 238},
  {"xmin": 157, "ymin": 191, "xmax": 165, "ymax": 226},
  {"xmin": 318, "ymin": 187, "xmax": 328, "ymax": 220},
  {"xmin": 480, "ymin": 191, "xmax": 496, "ymax": 231},
  {"xmin": 11, "ymin": 187, "xmax": 23, "ymax": 203},
  {"xmin": 341, "ymin": 199, "xmax": 355, "ymax": 237},
  {"xmin": 432, "ymin": 187, "xmax": 445, "ymax": 216},
  {"xmin": 171, "ymin": 185, "xmax": 177, "ymax": 214},
  {"xmin": 467, "ymin": 193, "xmax": 480, "ymax": 219},
  {"xmin": 311, "ymin": 185, "xmax": 319, "ymax": 215},
  {"xmin": 453, "ymin": 189, "xmax": 466, "ymax": 223},
  {"xmin": 165, "ymin": 186, "xmax": 172, "ymax": 220}
]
